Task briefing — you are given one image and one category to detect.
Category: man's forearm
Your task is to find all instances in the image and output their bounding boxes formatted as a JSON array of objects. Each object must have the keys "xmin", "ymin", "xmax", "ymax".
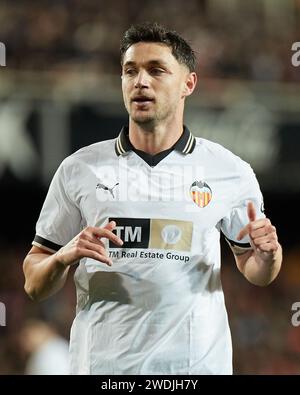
[
  {"xmin": 23, "ymin": 252, "xmax": 69, "ymax": 301},
  {"xmin": 239, "ymin": 244, "xmax": 282, "ymax": 286}
]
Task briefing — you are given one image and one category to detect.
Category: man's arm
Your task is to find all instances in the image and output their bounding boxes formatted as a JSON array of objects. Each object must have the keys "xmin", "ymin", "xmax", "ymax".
[
  {"xmin": 23, "ymin": 246, "xmax": 71, "ymax": 302},
  {"xmin": 23, "ymin": 222, "xmax": 123, "ymax": 301},
  {"xmin": 233, "ymin": 202, "xmax": 282, "ymax": 286}
]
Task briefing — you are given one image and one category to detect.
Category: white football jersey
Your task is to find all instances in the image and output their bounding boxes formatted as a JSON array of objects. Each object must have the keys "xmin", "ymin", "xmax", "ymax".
[{"xmin": 33, "ymin": 127, "xmax": 265, "ymax": 374}]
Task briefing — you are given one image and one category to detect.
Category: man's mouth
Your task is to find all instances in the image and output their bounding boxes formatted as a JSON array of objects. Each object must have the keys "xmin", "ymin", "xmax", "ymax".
[{"xmin": 132, "ymin": 96, "xmax": 154, "ymax": 104}]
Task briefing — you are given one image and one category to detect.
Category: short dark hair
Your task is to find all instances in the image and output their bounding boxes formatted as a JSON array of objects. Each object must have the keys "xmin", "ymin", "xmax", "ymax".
[{"xmin": 120, "ymin": 22, "xmax": 196, "ymax": 72}]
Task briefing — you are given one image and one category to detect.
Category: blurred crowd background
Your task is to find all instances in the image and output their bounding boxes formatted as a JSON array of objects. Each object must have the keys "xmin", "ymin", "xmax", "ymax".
[
  {"xmin": 1, "ymin": 0, "xmax": 300, "ymax": 82},
  {"xmin": 0, "ymin": 0, "xmax": 300, "ymax": 374}
]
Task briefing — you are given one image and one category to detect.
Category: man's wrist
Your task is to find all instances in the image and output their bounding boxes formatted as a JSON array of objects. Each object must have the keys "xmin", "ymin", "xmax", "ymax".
[{"xmin": 53, "ymin": 250, "xmax": 69, "ymax": 270}]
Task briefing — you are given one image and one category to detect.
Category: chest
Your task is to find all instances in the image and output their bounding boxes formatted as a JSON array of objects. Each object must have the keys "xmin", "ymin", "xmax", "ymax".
[{"xmin": 73, "ymin": 155, "xmax": 236, "ymax": 235}]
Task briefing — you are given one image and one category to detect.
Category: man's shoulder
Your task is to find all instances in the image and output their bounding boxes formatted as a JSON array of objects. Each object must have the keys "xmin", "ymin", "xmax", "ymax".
[
  {"xmin": 62, "ymin": 138, "xmax": 117, "ymax": 166},
  {"xmin": 194, "ymin": 137, "xmax": 249, "ymax": 167},
  {"xmin": 194, "ymin": 137, "xmax": 252, "ymax": 178},
  {"xmin": 71, "ymin": 138, "xmax": 116, "ymax": 158}
]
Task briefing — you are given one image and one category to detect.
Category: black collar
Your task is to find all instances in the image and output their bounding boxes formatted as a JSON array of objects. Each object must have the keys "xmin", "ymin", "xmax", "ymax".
[{"xmin": 115, "ymin": 125, "xmax": 196, "ymax": 159}]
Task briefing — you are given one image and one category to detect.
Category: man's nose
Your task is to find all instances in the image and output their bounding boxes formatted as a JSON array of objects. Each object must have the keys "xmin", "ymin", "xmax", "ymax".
[{"xmin": 134, "ymin": 71, "xmax": 150, "ymax": 88}]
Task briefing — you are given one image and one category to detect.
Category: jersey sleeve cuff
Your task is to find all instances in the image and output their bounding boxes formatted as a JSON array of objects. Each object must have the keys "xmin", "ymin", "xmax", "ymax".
[
  {"xmin": 224, "ymin": 236, "xmax": 252, "ymax": 255},
  {"xmin": 32, "ymin": 235, "xmax": 63, "ymax": 253}
]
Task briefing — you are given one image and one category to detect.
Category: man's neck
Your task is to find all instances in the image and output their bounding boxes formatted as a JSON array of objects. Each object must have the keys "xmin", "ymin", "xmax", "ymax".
[{"xmin": 128, "ymin": 119, "xmax": 183, "ymax": 155}]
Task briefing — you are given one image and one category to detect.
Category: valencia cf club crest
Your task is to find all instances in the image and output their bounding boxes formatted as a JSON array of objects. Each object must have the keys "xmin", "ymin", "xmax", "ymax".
[{"xmin": 190, "ymin": 181, "xmax": 212, "ymax": 208}]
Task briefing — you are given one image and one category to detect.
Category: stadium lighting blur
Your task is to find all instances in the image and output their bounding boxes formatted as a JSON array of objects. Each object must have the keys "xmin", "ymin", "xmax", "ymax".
[
  {"xmin": 0, "ymin": 103, "xmax": 39, "ymax": 180},
  {"xmin": 187, "ymin": 99, "xmax": 278, "ymax": 173}
]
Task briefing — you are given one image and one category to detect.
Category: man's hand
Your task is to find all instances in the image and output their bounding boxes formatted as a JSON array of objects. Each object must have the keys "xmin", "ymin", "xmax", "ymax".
[
  {"xmin": 55, "ymin": 221, "xmax": 123, "ymax": 267},
  {"xmin": 233, "ymin": 201, "xmax": 282, "ymax": 286},
  {"xmin": 237, "ymin": 201, "xmax": 279, "ymax": 261},
  {"xmin": 23, "ymin": 221, "xmax": 124, "ymax": 301}
]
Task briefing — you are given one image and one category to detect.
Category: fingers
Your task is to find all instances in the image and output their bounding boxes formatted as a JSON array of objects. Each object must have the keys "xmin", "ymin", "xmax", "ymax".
[
  {"xmin": 251, "ymin": 224, "xmax": 275, "ymax": 239},
  {"xmin": 80, "ymin": 239, "xmax": 113, "ymax": 266},
  {"xmin": 237, "ymin": 202, "xmax": 257, "ymax": 240},
  {"xmin": 78, "ymin": 224, "xmax": 123, "ymax": 265},
  {"xmin": 256, "ymin": 241, "xmax": 279, "ymax": 253},
  {"xmin": 237, "ymin": 224, "xmax": 249, "ymax": 241},
  {"xmin": 88, "ymin": 225, "xmax": 123, "ymax": 246},
  {"xmin": 57, "ymin": 223, "xmax": 123, "ymax": 267},
  {"xmin": 81, "ymin": 239, "xmax": 109, "ymax": 258},
  {"xmin": 251, "ymin": 224, "xmax": 278, "ymax": 251},
  {"xmin": 80, "ymin": 232, "xmax": 106, "ymax": 248},
  {"xmin": 237, "ymin": 216, "xmax": 278, "ymax": 255},
  {"xmin": 76, "ymin": 247, "xmax": 112, "ymax": 266},
  {"xmin": 237, "ymin": 219, "xmax": 272, "ymax": 241},
  {"xmin": 252, "ymin": 233, "xmax": 277, "ymax": 248},
  {"xmin": 236, "ymin": 202, "xmax": 279, "ymax": 256},
  {"xmin": 248, "ymin": 218, "xmax": 271, "ymax": 231},
  {"xmin": 247, "ymin": 201, "xmax": 256, "ymax": 222},
  {"xmin": 57, "ymin": 236, "xmax": 113, "ymax": 267},
  {"xmin": 103, "ymin": 221, "xmax": 117, "ymax": 232},
  {"xmin": 70, "ymin": 235, "xmax": 113, "ymax": 266}
]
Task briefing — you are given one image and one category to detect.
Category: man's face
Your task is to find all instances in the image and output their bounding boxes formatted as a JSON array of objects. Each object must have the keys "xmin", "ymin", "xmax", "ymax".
[{"xmin": 121, "ymin": 42, "xmax": 193, "ymax": 126}]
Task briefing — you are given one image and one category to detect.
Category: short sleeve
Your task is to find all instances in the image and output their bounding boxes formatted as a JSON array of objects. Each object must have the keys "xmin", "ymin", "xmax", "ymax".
[
  {"xmin": 221, "ymin": 160, "xmax": 265, "ymax": 253},
  {"xmin": 32, "ymin": 160, "xmax": 82, "ymax": 253}
]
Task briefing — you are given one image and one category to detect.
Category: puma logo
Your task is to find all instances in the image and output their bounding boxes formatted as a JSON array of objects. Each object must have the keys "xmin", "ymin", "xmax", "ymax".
[{"xmin": 96, "ymin": 182, "xmax": 119, "ymax": 198}]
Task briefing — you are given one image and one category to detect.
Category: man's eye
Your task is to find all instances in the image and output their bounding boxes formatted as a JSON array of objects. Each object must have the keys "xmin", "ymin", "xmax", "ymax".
[
  {"xmin": 150, "ymin": 68, "xmax": 164, "ymax": 75},
  {"xmin": 124, "ymin": 69, "xmax": 136, "ymax": 75}
]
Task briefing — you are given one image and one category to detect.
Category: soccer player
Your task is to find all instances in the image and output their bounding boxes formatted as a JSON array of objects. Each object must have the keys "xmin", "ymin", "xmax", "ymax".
[{"xmin": 23, "ymin": 22, "xmax": 282, "ymax": 374}]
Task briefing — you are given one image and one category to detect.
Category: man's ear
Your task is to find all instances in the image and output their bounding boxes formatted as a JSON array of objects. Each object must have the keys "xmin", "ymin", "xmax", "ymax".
[{"xmin": 182, "ymin": 72, "xmax": 197, "ymax": 98}]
